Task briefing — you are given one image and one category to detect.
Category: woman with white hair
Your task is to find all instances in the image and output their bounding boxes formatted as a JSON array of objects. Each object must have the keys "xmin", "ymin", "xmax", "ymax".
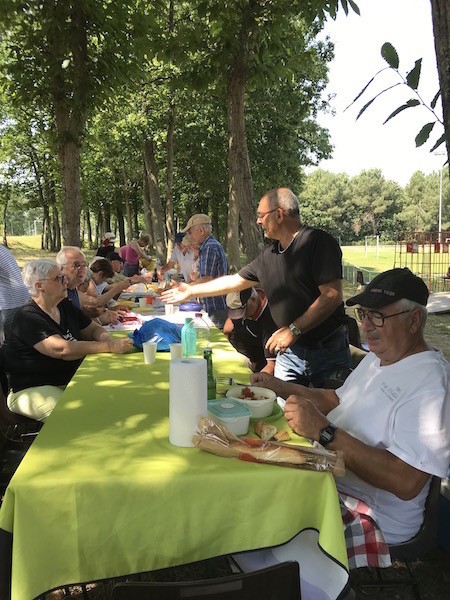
[{"xmin": 1, "ymin": 259, "xmax": 133, "ymax": 422}]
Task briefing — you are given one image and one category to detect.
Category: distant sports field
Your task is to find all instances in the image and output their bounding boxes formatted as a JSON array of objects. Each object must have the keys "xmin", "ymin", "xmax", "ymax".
[
  {"xmin": 341, "ymin": 245, "xmax": 397, "ymax": 272},
  {"xmin": 342, "ymin": 243, "xmax": 450, "ymax": 293}
]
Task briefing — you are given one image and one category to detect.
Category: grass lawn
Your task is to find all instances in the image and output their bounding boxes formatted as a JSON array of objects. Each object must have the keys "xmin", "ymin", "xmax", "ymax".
[
  {"xmin": 5, "ymin": 235, "xmax": 99, "ymax": 267},
  {"xmin": 342, "ymin": 244, "xmax": 398, "ymax": 273}
]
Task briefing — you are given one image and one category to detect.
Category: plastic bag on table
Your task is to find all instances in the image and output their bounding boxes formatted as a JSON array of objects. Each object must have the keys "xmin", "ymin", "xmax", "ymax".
[
  {"xmin": 193, "ymin": 416, "xmax": 345, "ymax": 477},
  {"xmin": 130, "ymin": 318, "xmax": 182, "ymax": 352}
]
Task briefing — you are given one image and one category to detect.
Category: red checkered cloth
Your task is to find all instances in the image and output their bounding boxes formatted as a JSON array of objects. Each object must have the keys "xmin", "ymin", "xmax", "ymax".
[{"xmin": 339, "ymin": 492, "xmax": 392, "ymax": 569}]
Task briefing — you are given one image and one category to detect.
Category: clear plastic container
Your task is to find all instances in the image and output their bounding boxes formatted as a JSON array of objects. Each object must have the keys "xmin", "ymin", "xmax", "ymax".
[
  {"xmin": 207, "ymin": 399, "xmax": 251, "ymax": 435},
  {"xmin": 187, "ymin": 313, "xmax": 211, "ymax": 356}
]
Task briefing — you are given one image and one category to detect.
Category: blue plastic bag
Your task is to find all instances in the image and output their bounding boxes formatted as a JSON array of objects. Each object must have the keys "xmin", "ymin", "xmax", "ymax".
[{"xmin": 130, "ymin": 318, "xmax": 182, "ymax": 352}]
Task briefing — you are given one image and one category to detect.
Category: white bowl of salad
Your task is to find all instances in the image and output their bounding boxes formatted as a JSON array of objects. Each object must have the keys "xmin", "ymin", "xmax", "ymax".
[{"xmin": 225, "ymin": 385, "xmax": 276, "ymax": 418}]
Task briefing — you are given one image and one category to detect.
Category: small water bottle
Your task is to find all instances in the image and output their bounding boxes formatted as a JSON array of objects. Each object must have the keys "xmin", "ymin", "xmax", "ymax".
[
  {"xmin": 204, "ymin": 347, "xmax": 217, "ymax": 400},
  {"xmin": 181, "ymin": 317, "xmax": 196, "ymax": 357},
  {"xmin": 189, "ymin": 313, "xmax": 211, "ymax": 355}
]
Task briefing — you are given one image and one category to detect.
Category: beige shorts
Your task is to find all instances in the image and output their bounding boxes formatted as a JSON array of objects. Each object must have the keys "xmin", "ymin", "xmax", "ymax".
[{"xmin": 7, "ymin": 385, "xmax": 66, "ymax": 422}]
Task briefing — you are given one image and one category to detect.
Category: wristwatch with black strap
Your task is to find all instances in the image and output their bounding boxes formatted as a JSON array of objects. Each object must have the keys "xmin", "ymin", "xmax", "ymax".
[{"xmin": 319, "ymin": 423, "xmax": 337, "ymax": 447}]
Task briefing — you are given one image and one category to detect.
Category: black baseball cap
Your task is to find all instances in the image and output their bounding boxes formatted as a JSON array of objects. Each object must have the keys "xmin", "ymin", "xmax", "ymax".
[
  {"xmin": 174, "ymin": 232, "xmax": 186, "ymax": 244},
  {"xmin": 226, "ymin": 288, "xmax": 256, "ymax": 319},
  {"xmin": 106, "ymin": 251, "xmax": 125, "ymax": 263},
  {"xmin": 346, "ymin": 268, "xmax": 429, "ymax": 308}
]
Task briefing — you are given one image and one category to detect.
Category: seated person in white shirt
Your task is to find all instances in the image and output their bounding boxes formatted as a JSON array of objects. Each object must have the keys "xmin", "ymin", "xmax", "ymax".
[
  {"xmin": 252, "ymin": 268, "xmax": 450, "ymax": 547},
  {"xmin": 157, "ymin": 232, "xmax": 198, "ymax": 283}
]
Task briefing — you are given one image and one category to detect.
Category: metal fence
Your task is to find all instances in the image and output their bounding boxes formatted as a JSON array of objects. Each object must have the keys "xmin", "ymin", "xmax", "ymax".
[
  {"xmin": 343, "ymin": 260, "xmax": 450, "ymax": 293},
  {"xmin": 342, "ymin": 261, "xmax": 380, "ymax": 286}
]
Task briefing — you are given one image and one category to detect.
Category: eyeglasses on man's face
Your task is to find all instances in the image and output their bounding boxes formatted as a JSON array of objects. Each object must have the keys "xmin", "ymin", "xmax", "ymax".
[
  {"xmin": 256, "ymin": 207, "xmax": 279, "ymax": 220},
  {"xmin": 41, "ymin": 274, "xmax": 66, "ymax": 284},
  {"xmin": 354, "ymin": 307, "xmax": 412, "ymax": 327},
  {"xmin": 69, "ymin": 262, "xmax": 88, "ymax": 270}
]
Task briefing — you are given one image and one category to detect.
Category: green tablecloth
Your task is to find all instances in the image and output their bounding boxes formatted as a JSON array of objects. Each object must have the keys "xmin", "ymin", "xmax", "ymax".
[{"xmin": 0, "ymin": 332, "xmax": 348, "ymax": 600}]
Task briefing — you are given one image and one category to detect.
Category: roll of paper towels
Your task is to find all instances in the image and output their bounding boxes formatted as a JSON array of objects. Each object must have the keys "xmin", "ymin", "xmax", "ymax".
[{"xmin": 169, "ymin": 358, "xmax": 207, "ymax": 447}]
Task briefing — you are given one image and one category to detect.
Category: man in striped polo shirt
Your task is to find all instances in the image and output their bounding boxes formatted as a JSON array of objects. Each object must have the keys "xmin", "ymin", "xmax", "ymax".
[
  {"xmin": 180, "ymin": 214, "xmax": 228, "ymax": 329},
  {"xmin": 0, "ymin": 244, "xmax": 30, "ymax": 345}
]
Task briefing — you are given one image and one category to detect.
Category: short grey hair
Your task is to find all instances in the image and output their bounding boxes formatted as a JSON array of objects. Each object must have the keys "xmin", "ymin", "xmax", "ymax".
[
  {"xmin": 56, "ymin": 246, "xmax": 86, "ymax": 266},
  {"xmin": 397, "ymin": 297, "xmax": 428, "ymax": 329},
  {"xmin": 201, "ymin": 223, "xmax": 212, "ymax": 235},
  {"xmin": 264, "ymin": 187, "xmax": 300, "ymax": 216},
  {"xmin": 22, "ymin": 259, "xmax": 59, "ymax": 294}
]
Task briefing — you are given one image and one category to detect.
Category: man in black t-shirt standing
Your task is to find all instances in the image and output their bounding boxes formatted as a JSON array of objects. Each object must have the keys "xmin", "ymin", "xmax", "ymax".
[{"xmin": 162, "ymin": 187, "xmax": 351, "ymax": 387}]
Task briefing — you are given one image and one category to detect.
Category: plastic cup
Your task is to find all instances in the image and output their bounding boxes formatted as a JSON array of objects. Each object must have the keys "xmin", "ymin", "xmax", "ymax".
[
  {"xmin": 139, "ymin": 298, "xmax": 147, "ymax": 308},
  {"xmin": 143, "ymin": 341, "xmax": 157, "ymax": 364},
  {"xmin": 170, "ymin": 343, "xmax": 183, "ymax": 359}
]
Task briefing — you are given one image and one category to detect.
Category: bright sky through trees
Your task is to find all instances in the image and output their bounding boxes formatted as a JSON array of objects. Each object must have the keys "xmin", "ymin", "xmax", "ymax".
[{"xmin": 315, "ymin": 0, "xmax": 443, "ymax": 186}]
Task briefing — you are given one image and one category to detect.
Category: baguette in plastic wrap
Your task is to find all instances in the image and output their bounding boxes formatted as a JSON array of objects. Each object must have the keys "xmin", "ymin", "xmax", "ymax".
[{"xmin": 193, "ymin": 416, "xmax": 345, "ymax": 477}]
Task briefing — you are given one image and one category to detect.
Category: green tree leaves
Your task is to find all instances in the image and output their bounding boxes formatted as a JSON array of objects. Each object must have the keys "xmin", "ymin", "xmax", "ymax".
[
  {"xmin": 381, "ymin": 42, "xmax": 399, "ymax": 69},
  {"xmin": 348, "ymin": 42, "xmax": 444, "ymax": 153}
]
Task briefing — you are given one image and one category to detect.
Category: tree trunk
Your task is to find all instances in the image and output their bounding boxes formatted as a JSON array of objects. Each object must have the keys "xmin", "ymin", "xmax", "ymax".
[
  {"xmin": 123, "ymin": 170, "xmax": 132, "ymax": 244},
  {"xmin": 43, "ymin": 205, "xmax": 50, "ymax": 250},
  {"xmin": 52, "ymin": 206, "xmax": 61, "ymax": 251},
  {"xmin": 116, "ymin": 205, "xmax": 125, "ymax": 247},
  {"xmin": 104, "ymin": 205, "xmax": 111, "ymax": 234},
  {"xmin": 133, "ymin": 202, "xmax": 139, "ymax": 240},
  {"xmin": 431, "ymin": 0, "xmax": 450, "ymax": 179},
  {"xmin": 142, "ymin": 159, "xmax": 153, "ymax": 244},
  {"xmin": 227, "ymin": 63, "xmax": 260, "ymax": 269},
  {"xmin": 49, "ymin": 4, "xmax": 89, "ymax": 247},
  {"xmin": 60, "ymin": 144, "xmax": 81, "ymax": 247},
  {"xmin": 2, "ymin": 195, "xmax": 8, "ymax": 247},
  {"xmin": 164, "ymin": 0, "xmax": 176, "ymax": 259},
  {"xmin": 143, "ymin": 134, "xmax": 166, "ymax": 263},
  {"xmin": 226, "ymin": 4, "xmax": 263, "ymax": 269},
  {"xmin": 165, "ymin": 100, "xmax": 176, "ymax": 259},
  {"xmin": 95, "ymin": 210, "xmax": 100, "ymax": 246},
  {"xmin": 85, "ymin": 210, "xmax": 93, "ymax": 249},
  {"xmin": 142, "ymin": 166, "xmax": 153, "ymax": 246}
]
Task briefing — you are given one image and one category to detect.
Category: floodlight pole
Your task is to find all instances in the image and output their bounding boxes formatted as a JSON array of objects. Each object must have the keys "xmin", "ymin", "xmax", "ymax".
[
  {"xmin": 435, "ymin": 151, "xmax": 446, "ymax": 243},
  {"xmin": 439, "ymin": 164, "xmax": 443, "ymax": 243}
]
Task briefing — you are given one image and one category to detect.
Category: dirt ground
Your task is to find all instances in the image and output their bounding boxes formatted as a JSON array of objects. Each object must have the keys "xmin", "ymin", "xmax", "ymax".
[
  {"xmin": 42, "ymin": 546, "xmax": 450, "ymax": 599},
  {"xmin": 349, "ymin": 546, "xmax": 450, "ymax": 599}
]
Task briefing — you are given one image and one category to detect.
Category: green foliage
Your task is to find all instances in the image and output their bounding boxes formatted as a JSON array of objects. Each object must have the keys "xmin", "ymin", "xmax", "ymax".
[
  {"xmin": 400, "ymin": 169, "xmax": 449, "ymax": 232},
  {"xmin": 381, "ymin": 42, "xmax": 399, "ymax": 69},
  {"xmin": 347, "ymin": 42, "xmax": 444, "ymax": 153},
  {"xmin": 0, "ymin": 0, "xmax": 159, "ymax": 115},
  {"xmin": 297, "ymin": 166, "xmax": 450, "ymax": 245},
  {"xmin": 298, "ymin": 169, "xmax": 354, "ymax": 242},
  {"xmin": 0, "ymin": 0, "xmax": 358, "ymax": 245}
]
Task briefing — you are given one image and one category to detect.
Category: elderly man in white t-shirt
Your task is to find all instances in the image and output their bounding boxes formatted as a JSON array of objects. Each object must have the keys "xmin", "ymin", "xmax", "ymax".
[{"xmin": 252, "ymin": 268, "xmax": 450, "ymax": 563}]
